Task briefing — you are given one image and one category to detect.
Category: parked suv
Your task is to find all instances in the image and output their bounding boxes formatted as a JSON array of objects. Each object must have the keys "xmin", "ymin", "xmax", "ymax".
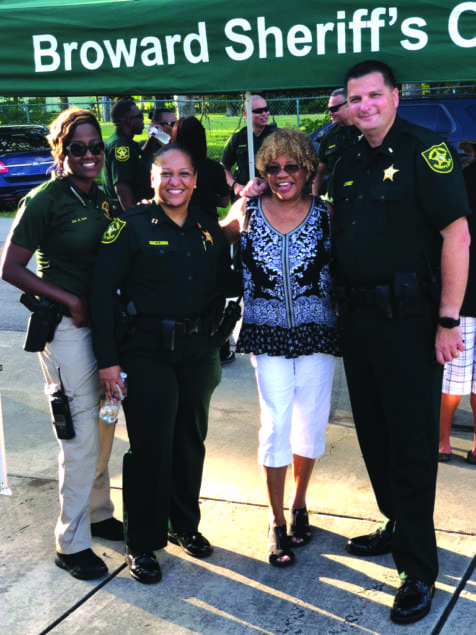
[
  {"xmin": 0, "ymin": 124, "xmax": 54, "ymax": 207},
  {"xmin": 310, "ymin": 95, "xmax": 476, "ymax": 163}
]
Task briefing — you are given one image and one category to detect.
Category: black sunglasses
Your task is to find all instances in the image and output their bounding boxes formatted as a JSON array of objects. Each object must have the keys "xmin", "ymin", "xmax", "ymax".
[
  {"xmin": 128, "ymin": 113, "xmax": 144, "ymax": 121},
  {"xmin": 329, "ymin": 101, "xmax": 347, "ymax": 114},
  {"xmin": 66, "ymin": 140, "xmax": 105, "ymax": 158},
  {"xmin": 156, "ymin": 120, "xmax": 177, "ymax": 126},
  {"xmin": 252, "ymin": 107, "xmax": 269, "ymax": 114},
  {"xmin": 264, "ymin": 163, "xmax": 301, "ymax": 176}
]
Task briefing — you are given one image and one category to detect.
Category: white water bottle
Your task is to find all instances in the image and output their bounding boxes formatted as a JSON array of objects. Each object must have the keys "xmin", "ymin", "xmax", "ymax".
[
  {"xmin": 99, "ymin": 372, "xmax": 127, "ymax": 424},
  {"xmin": 148, "ymin": 125, "xmax": 170, "ymax": 144}
]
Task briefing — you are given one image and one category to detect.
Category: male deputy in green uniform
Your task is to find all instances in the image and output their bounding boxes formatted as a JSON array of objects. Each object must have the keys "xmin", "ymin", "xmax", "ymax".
[
  {"xmin": 221, "ymin": 95, "xmax": 276, "ymax": 200},
  {"xmin": 312, "ymin": 88, "xmax": 360, "ymax": 196},
  {"xmin": 89, "ymin": 144, "xmax": 236, "ymax": 583},
  {"xmin": 330, "ymin": 60, "xmax": 471, "ymax": 625},
  {"xmin": 103, "ymin": 100, "xmax": 156, "ymax": 213}
]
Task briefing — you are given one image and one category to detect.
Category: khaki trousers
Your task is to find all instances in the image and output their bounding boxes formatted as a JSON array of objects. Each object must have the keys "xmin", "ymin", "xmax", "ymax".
[{"xmin": 39, "ymin": 317, "xmax": 115, "ymax": 554}]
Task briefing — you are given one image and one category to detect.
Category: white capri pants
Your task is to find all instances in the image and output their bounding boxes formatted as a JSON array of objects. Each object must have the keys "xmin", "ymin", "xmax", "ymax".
[
  {"xmin": 251, "ymin": 352, "xmax": 336, "ymax": 468},
  {"xmin": 39, "ymin": 317, "xmax": 115, "ymax": 554}
]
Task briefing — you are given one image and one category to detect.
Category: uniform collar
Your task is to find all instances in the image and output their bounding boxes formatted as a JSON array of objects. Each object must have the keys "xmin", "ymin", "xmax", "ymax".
[
  {"xmin": 356, "ymin": 116, "xmax": 403, "ymax": 162},
  {"xmin": 149, "ymin": 201, "xmax": 200, "ymax": 228},
  {"xmin": 58, "ymin": 176, "xmax": 98, "ymax": 206}
]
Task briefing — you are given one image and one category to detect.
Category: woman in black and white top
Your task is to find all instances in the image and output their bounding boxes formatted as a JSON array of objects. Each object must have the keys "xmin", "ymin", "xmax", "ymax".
[{"xmin": 221, "ymin": 128, "xmax": 341, "ymax": 568}]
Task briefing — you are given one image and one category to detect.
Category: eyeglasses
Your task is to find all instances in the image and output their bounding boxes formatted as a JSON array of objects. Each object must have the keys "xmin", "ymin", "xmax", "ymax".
[
  {"xmin": 128, "ymin": 113, "xmax": 144, "ymax": 121},
  {"xmin": 155, "ymin": 120, "xmax": 177, "ymax": 126},
  {"xmin": 252, "ymin": 107, "xmax": 269, "ymax": 114},
  {"xmin": 66, "ymin": 140, "xmax": 105, "ymax": 157},
  {"xmin": 264, "ymin": 163, "xmax": 301, "ymax": 176},
  {"xmin": 328, "ymin": 101, "xmax": 347, "ymax": 114}
]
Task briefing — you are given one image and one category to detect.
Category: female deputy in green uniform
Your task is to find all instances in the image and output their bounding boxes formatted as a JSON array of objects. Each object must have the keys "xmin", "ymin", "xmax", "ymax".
[
  {"xmin": 89, "ymin": 144, "xmax": 236, "ymax": 584},
  {"xmin": 0, "ymin": 108, "xmax": 123, "ymax": 581}
]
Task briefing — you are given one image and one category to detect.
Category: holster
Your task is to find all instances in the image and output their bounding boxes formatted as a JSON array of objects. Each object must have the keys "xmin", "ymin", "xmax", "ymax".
[
  {"xmin": 207, "ymin": 298, "xmax": 242, "ymax": 348},
  {"xmin": 20, "ymin": 293, "xmax": 61, "ymax": 352},
  {"xmin": 393, "ymin": 273, "xmax": 423, "ymax": 317},
  {"xmin": 160, "ymin": 319, "xmax": 175, "ymax": 352},
  {"xmin": 332, "ymin": 283, "xmax": 350, "ymax": 317},
  {"xmin": 114, "ymin": 300, "xmax": 138, "ymax": 345}
]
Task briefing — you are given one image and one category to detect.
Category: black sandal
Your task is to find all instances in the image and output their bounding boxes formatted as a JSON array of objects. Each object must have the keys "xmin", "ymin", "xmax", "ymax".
[
  {"xmin": 268, "ymin": 524, "xmax": 295, "ymax": 567},
  {"xmin": 289, "ymin": 507, "xmax": 312, "ymax": 548}
]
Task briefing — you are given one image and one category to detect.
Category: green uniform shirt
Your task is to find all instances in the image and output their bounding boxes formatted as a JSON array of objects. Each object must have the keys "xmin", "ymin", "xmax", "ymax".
[
  {"xmin": 10, "ymin": 177, "xmax": 112, "ymax": 298},
  {"xmin": 103, "ymin": 129, "xmax": 153, "ymax": 208},
  {"xmin": 332, "ymin": 116, "xmax": 471, "ymax": 287},
  {"xmin": 89, "ymin": 202, "xmax": 233, "ymax": 368},
  {"xmin": 221, "ymin": 124, "xmax": 276, "ymax": 184}
]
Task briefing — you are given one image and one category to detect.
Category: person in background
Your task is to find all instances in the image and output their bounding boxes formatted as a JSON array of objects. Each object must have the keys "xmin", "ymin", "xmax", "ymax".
[
  {"xmin": 439, "ymin": 139, "xmax": 476, "ymax": 465},
  {"xmin": 222, "ymin": 128, "xmax": 341, "ymax": 568},
  {"xmin": 150, "ymin": 108, "xmax": 177, "ymax": 141},
  {"xmin": 171, "ymin": 116, "xmax": 235, "ymax": 364},
  {"xmin": 89, "ymin": 144, "xmax": 237, "ymax": 584},
  {"xmin": 0, "ymin": 107, "xmax": 123, "ymax": 580},
  {"xmin": 103, "ymin": 99, "xmax": 156, "ymax": 213},
  {"xmin": 331, "ymin": 59, "xmax": 470, "ymax": 624},
  {"xmin": 312, "ymin": 88, "xmax": 360, "ymax": 197},
  {"xmin": 171, "ymin": 116, "xmax": 229, "ymax": 219},
  {"xmin": 221, "ymin": 95, "xmax": 276, "ymax": 201}
]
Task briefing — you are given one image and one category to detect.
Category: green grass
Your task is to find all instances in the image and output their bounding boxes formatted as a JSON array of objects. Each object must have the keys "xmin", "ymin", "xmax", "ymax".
[
  {"xmin": 0, "ymin": 113, "xmax": 327, "ymax": 216},
  {"xmin": 100, "ymin": 113, "xmax": 327, "ymax": 162}
]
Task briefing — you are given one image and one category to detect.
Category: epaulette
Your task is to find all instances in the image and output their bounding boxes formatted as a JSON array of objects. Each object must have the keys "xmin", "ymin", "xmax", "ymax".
[
  {"xmin": 398, "ymin": 117, "xmax": 446, "ymax": 147},
  {"xmin": 123, "ymin": 202, "xmax": 154, "ymax": 220}
]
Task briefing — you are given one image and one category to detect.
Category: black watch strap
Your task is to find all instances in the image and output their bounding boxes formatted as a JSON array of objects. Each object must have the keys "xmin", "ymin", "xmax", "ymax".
[{"xmin": 438, "ymin": 317, "xmax": 461, "ymax": 329}]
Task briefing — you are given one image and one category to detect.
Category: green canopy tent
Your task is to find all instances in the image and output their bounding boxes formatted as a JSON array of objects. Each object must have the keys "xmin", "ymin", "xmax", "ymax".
[
  {"xmin": 0, "ymin": 0, "xmax": 474, "ymax": 96},
  {"xmin": 0, "ymin": 0, "xmax": 475, "ymax": 493}
]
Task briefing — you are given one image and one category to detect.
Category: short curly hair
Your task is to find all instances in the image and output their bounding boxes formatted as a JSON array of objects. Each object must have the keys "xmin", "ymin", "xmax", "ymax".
[
  {"xmin": 47, "ymin": 107, "xmax": 102, "ymax": 170},
  {"xmin": 255, "ymin": 128, "xmax": 318, "ymax": 181}
]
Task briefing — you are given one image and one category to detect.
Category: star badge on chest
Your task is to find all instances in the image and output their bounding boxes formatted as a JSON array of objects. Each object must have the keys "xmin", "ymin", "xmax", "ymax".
[{"xmin": 383, "ymin": 164, "xmax": 399, "ymax": 181}]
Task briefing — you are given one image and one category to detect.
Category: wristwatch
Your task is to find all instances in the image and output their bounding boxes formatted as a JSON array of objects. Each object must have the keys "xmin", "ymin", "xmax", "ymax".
[{"xmin": 437, "ymin": 317, "xmax": 461, "ymax": 328}]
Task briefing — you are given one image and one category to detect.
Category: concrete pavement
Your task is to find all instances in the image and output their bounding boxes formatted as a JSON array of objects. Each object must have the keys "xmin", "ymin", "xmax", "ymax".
[{"xmin": 0, "ymin": 320, "xmax": 475, "ymax": 634}]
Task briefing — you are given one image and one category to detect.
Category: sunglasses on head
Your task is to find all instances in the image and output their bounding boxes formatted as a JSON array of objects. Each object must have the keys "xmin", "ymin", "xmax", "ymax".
[
  {"xmin": 329, "ymin": 101, "xmax": 347, "ymax": 114},
  {"xmin": 264, "ymin": 163, "xmax": 301, "ymax": 176},
  {"xmin": 252, "ymin": 107, "xmax": 269, "ymax": 114},
  {"xmin": 66, "ymin": 140, "xmax": 105, "ymax": 158}
]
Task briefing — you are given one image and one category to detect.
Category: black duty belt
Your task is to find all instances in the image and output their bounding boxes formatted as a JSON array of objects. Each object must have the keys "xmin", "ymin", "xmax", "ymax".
[
  {"xmin": 136, "ymin": 314, "xmax": 207, "ymax": 336},
  {"xmin": 349, "ymin": 287, "xmax": 382, "ymax": 307}
]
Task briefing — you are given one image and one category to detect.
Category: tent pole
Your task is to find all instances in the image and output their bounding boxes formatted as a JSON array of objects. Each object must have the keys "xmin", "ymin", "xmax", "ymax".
[
  {"xmin": 0, "ymin": 364, "xmax": 12, "ymax": 496},
  {"xmin": 245, "ymin": 91, "xmax": 255, "ymax": 182}
]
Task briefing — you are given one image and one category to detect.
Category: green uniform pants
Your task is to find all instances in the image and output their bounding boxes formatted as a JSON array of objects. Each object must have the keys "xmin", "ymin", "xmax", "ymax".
[
  {"xmin": 342, "ymin": 302, "xmax": 442, "ymax": 585},
  {"xmin": 120, "ymin": 332, "xmax": 221, "ymax": 552}
]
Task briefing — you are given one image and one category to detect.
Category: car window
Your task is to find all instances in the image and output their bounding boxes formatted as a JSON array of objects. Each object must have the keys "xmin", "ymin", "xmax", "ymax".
[
  {"xmin": 0, "ymin": 130, "xmax": 50, "ymax": 155},
  {"xmin": 399, "ymin": 104, "xmax": 452, "ymax": 134},
  {"xmin": 465, "ymin": 105, "xmax": 476, "ymax": 121}
]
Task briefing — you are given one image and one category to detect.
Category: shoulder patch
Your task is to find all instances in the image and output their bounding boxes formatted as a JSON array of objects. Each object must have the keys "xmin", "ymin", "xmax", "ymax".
[
  {"xmin": 421, "ymin": 143, "xmax": 453, "ymax": 174},
  {"xmin": 115, "ymin": 146, "xmax": 130, "ymax": 162},
  {"xmin": 101, "ymin": 218, "xmax": 126, "ymax": 244}
]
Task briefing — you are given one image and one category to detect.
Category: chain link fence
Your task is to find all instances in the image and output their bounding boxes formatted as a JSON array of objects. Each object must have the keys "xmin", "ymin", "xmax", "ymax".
[
  {"xmin": 1, "ymin": 83, "xmax": 474, "ymax": 162},
  {"xmin": 0, "ymin": 95, "xmax": 329, "ymax": 126},
  {"xmin": 0, "ymin": 95, "xmax": 331, "ymax": 161}
]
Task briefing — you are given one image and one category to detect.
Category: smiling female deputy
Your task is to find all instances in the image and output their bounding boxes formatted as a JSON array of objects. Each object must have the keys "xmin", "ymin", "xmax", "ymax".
[
  {"xmin": 221, "ymin": 128, "xmax": 341, "ymax": 567},
  {"xmin": 1, "ymin": 108, "xmax": 123, "ymax": 580},
  {"xmin": 89, "ymin": 144, "xmax": 236, "ymax": 583}
]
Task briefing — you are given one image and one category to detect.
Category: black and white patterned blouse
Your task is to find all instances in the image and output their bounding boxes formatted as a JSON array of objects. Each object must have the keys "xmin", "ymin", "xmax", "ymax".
[{"xmin": 236, "ymin": 196, "xmax": 342, "ymax": 359}]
